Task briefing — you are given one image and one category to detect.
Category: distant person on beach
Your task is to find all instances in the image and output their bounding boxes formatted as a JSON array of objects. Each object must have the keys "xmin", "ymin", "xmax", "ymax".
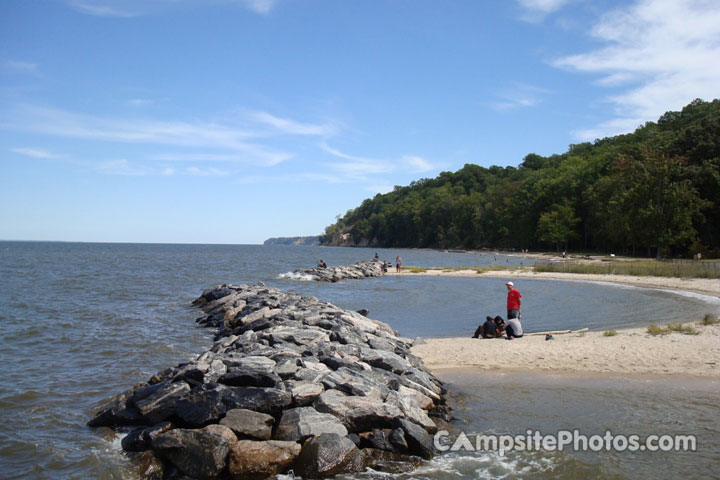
[
  {"xmin": 493, "ymin": 315, "xmax": 505, "ymax": 337},
  {"xmin": 506, "ymin": 281, "xmax": 522, "ymax": 320},
  {"xmin": 473, "ymin": 316, "xmax": 498, "ymax": 339},
  {"xmin": 317, "ymin": 259, "xmax": 327, "ymax": 268},
  {"xmin": 505, "ymin": 315, "xmax": 523, "ymax": 340},
  {"xmin": 396, "ymin": 256, "xmax": 402, "ymax": 273},
  {"xmin": 381, "ymin": 261, "xmax": 389, "ymax": 273}
]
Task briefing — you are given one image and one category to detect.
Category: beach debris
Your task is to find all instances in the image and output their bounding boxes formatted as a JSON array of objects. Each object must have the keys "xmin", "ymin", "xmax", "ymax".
[{"xmin": 88, "ymin": 283, "xmax": 447, "ymax": 479}]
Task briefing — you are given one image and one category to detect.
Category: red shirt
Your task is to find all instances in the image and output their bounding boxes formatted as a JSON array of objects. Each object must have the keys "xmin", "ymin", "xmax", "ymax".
[{"xmin": 507, "ymin": 289, "xmax": 522, "ymax": 310}]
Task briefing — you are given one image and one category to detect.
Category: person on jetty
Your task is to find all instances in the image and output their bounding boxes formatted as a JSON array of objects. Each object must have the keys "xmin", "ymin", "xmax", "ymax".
[
  {"xmin": 317, "ymin": 259, "xmax": 327, "ymax": 268},
  {"xmin": 396, "ymin": 255, "xmax": 402, "ymax": 273},
  {"xmin": 374, "ymin": 252, "xmax": 379, "ymax": 262},
  {"xmin": 506, "ymin": 281, "xmax": 522, "ymax": 320}
]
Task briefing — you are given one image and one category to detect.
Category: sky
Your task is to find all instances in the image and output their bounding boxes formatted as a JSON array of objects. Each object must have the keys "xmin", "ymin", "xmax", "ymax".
[{"xmin": 1, "ymin": 0, "xmax": 719, "ymax": 244}]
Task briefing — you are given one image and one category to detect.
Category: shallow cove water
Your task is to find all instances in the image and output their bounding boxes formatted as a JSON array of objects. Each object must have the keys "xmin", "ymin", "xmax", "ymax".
[{"xmin": 0, "ymin": 241, "xmax": 718, "ymax": 479}]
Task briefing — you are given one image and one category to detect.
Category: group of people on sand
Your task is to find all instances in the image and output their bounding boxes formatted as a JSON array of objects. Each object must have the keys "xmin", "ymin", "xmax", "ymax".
[
  {"xmin": 373, "ymin": 253, "xmax": 402, "ymax": 273},
  {"xmin": 473, "ymin": 281, "xmax": 524, "ymax": 340}
]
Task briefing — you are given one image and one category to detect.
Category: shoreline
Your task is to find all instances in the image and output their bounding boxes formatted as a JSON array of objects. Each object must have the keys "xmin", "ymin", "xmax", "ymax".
[
  {"xmin": 388, "ymin": 269, "xmax": 720, "ymax": 298},
  {"xmin": 411, "ymin": 323, "xmax": 720, "ymax": 379}
]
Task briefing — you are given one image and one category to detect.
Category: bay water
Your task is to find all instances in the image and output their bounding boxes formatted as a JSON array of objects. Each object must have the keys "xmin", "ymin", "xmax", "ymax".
[{"xmin": 0, "ymin": 242, "xmax": 717, "ymax": 479}]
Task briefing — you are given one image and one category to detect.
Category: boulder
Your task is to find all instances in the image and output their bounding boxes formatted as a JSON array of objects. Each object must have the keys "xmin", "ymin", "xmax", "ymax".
[
  {"xmin": 122, "ymin": 421, "xmax": 173, "ymax": 452},
  {"xmin": 290, "ymin": 382, "xmax": 324, "ymax": 407},
  {"xmin": 223, "ymin": 387, "xmax": 291, "ymax": 415},
  {"xmin": 228, "ymin": 440, "xmax": 300, "ymax": 479},
  {"xmin": 274, "ymin": 407, "xmax": 348, "ymax": 442},
  {"xmin": 293, "ymin": 433, "xmax": 364, "ymax": 478},
  {"xmin": 132, "ymin": 449, "xmax": 165, "ymax": 480},
  {"xmin": 152, "ymin": 424, "xmax": 237, "ymax": 478},
  {"xmin": 174, "ymin": 385, "xmax": 227, "ymax": 428},
  {"xmin": 135, "ymin": 381, "xmax": 191, "ymax": 424},
  {"xmin": 313, "ymin": 389, "xmax": 402, "ymax": 433},
  {"xmin": 393, "ymin": 418, "xmax": 434, "ymax": 460},
  {"xmin": 219, "ymin": 408, "xmax": 274, "ymax": 440}
]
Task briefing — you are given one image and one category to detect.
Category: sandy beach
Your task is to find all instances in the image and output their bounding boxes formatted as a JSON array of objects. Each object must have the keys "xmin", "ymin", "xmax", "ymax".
[
  {"xmin": 411, "ymin": 324, "xmax": 720, "ymax": 378},
  {"xmin": 394, "ymin": 268, "xmax": 720, "ymax": 377},
  {"xmin": 388, "ymin": 269, "xmax": 720, "ymax": 297}
]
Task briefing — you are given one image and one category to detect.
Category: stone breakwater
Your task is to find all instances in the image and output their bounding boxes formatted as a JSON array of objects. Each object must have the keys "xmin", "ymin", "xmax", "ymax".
[
  {"xmin": 88, "ymin": 283, "xmax": 449, "ymax": 479},
  {"xmin": 291, "ymin": 260, "xmax": 385, "ymax": 282}
]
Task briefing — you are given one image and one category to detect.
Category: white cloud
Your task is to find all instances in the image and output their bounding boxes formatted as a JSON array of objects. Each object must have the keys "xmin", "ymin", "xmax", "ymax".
[
  {"xmin": 517, "ymin": 0, "xmax": 572, "ymax": 13},
  {"xmin": 402, "ymin": 155, "xmax": 433, "ymax": 173},
  {"xmin": 516, "ymin": 0, "xmax": 573, "ymax": 21},
  {"xmin": 3, "ymin": 61, "xmax": 39, "ymax": 74},
  {"xmin": 96, "ymin": 159, "xmax": 151, "ymax": 176},
  {"xmin": 64, "ymin": 0, "xmax": 278, "ymax": 17},
  {"xmin": 3, "ymin": 105, "xmax": 336, "ymax": 168},
  {"xmin": 249, "ymin": 111, "xmax": 337, "ymax": 136},
  {"xmin": 553, "ymin": 0, "xmax": 720, "ymax": 140},
  {"xmin": 10, "ymin": 147, "xmax": 63, "ymax": 159},
  {"xmin": 320, "ymin": 142, "xmax": 438, "ymax": 181},
  {"xmin": 492, "ymin": 83, "xmax": 551, "ymax": 111}
]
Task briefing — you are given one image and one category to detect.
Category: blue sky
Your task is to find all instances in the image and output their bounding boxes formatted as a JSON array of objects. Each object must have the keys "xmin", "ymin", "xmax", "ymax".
[{"xmin": 2, "ymin": 0, "xmax": 719, "ymax": 243}]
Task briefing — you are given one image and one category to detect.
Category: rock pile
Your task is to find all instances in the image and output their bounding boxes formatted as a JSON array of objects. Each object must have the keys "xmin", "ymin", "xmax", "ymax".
[
  {"xmin": 88, "ymin": 283, "xmax": 449, "ymax": 479},
  {"xmin": 293, "ymin": 261, "xmax": 385, "ymax": 282}
]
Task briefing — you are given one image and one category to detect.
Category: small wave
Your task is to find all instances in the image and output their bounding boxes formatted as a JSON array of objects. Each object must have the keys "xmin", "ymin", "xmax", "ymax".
[{"xmin": 278, "ymin": 271, "xmax": 316, "ymax": 281}]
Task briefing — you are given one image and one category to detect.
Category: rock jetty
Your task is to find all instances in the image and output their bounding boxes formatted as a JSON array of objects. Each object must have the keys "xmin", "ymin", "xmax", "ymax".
[
  {"xmin": 88, "ymin": 283, "xmax": 449, "ymax": 479},
  {"xmin": 291, "ymin": 260, "xmax": 386, "ymax": 282}
]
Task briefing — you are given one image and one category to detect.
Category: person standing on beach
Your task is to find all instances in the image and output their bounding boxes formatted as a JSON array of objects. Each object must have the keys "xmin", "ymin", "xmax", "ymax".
[
  {"xmin": 395, "ymin": 255, "xmax": 402, "ymax": 273},
  {"xmin": 506, "ymin": 281, "xmax": 522, "ymax": 320}
]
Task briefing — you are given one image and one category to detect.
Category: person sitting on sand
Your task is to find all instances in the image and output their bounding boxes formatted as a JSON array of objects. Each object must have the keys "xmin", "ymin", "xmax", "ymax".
[
  {"xmin": 493, "ymin": 315, "xmax": 505, "ymax": 337},
  {"xmin": 505, "ymin": 314, "xmax": 523, "ymax": 340},
  {"xmin": 473, "ymin": 316, "xmax": 498, "ymax": 339}
]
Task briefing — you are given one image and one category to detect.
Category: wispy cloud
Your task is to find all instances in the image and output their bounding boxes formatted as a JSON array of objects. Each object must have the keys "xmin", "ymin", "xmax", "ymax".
[
  {"xmin": 320, "ymin": 142, "xmax": 437, "ymax": 181},
  {"xmin": 10, "ymin": 147, "xmax": 63, "ymax": 159},
  {"xmin": 248, "ymin": 111, "xmax": 338, "ymax": 136},
  {"xmin": 96, "ymin": 159, "xmax": 151, "ymax": 176},
  {"xmin": 65, "ymin": 0, "xmax": 278, "ymax": 17},
  {"xmin": 3, "ymin": 61, "xmax": 39, "ymax": 75},
  {"xmin": 553, "ymin": 0, "xmax": 720, "ymax": 140},
  {"xmin": 4, "ymin": 105, "xmax": 333, "ymax": 167},
  {"xmin": 516, "ymin": 0, "xmax": 573, "ymax": 21},
  {"xmin": 492, "ymin": 83, "xmax": 551, "ymax": 111}
]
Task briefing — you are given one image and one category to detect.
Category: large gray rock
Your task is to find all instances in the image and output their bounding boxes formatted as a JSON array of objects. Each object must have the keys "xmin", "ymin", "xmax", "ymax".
[
  {"xmin": 274, "ymin": 407, "xmax": 348, "ymax": 442},
  {"xmin": 290, "ymin": 382, "xmax": 324, "ymax": 407},
  {"xmin": 293, "ymin": 433, "xmax": 365, "ymax": 478},
  {"xmin": 219, "ymin": 408, "xmax": 274, "ymax": 440},
  {"xmin": 174, "ymin": 385, "xmax": 227, "ymax": 428},
  {"xmin": 223, "ymin": 387, "xmax": 291, "ymax": 415},
  {"xmin": 393, "ymin": 418, "xmax": 434, "ymax": 459},
  {"xmin": 314, "ymin": 389, "xmax": 403, "ymax": 433},
  {"xmin": 228, "ymin": 440, "xmax": 300, "ymax": 479},
  {"xmin": 152, "ymin": 424, "xmax": 237, "ymax": 478},
  {"xmin": 122, "ymin": 421, "xmax": 173, "ymax": 452},
  {"xmin": 135, "ymin": 381, "xmax": 191, "ymax": 424}
]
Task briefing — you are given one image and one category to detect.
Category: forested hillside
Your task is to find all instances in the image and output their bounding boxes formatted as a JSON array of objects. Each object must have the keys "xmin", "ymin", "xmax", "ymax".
[{"xmin": 322, "ymin": 99, "xmax": 720, "ymax": 258}]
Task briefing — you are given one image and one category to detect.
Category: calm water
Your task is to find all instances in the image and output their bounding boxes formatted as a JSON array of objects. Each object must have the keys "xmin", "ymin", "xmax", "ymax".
[{"xmin": 0, "ymin": 241, "xmax": 718, "ymax": 479}]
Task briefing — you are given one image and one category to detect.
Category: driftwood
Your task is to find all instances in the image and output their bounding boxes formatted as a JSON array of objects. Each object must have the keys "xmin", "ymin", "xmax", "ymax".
[{"xmin": 526, "ymin": 328, "xmax": 589, "ymax": 336}]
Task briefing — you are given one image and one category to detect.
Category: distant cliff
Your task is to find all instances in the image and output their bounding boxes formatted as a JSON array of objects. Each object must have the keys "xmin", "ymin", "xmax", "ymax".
[{"xmin": 263, "ymin": 236, "xmax": 322, "ymax": 246}]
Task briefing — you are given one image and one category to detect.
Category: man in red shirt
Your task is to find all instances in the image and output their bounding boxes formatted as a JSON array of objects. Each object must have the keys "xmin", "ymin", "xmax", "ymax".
[{"xmin": 506, "ymin": 281, "xmax": 522, "ymax": 320}]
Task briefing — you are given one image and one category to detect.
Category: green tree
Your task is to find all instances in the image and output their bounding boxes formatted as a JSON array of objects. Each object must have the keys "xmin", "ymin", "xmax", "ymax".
[
  {"xmin": 612, "ymin": 148, "xmax": 707, "ymax": 259},
  {"xmin": 537, "ymin": 203, "xmax": 580, "ymax": 251}
]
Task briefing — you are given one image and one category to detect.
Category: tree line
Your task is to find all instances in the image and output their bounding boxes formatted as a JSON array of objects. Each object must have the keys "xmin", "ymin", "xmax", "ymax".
[{"xmin": 322, "ymin": 99, "xmax": 720, "ymax": 258}]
